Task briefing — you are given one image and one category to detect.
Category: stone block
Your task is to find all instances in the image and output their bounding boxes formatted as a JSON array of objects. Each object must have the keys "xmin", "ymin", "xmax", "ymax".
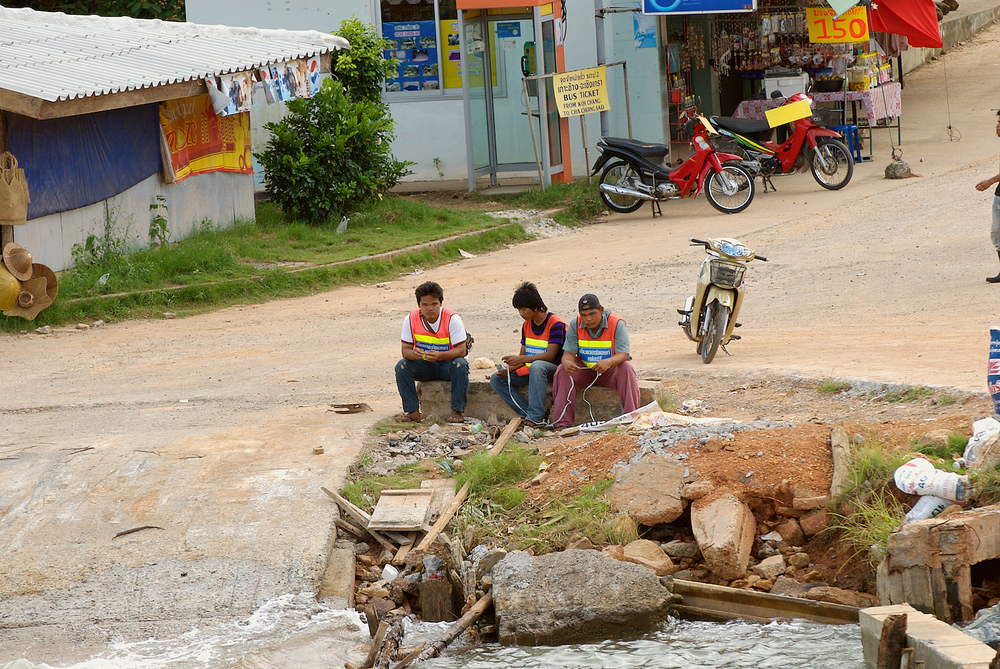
[
  {"xmin": 799, "ymin": 510, "xmax": 828, "ymax": 537},
  {"xmin": 830, "ymin": 427, "xmax": 851, "ymax": 498},
  {"xmin": 860, "ymin": 604, "xmax": 998, "ymax": 669},
  {"xmin": 691, "ymin": 493, "xmax": 755, "ymax": 580},
  {"xmin": 623, "ymin": 539, "xmax": 675, "ymax": 576},
  {"xmin": 776, "ymin": 518, "xmax": 805, "ymax": 547},
  {"xmin": 752, "ymin": 554, "xmax": 786, "ymax": 580},
  {"xmin": 608, "ymin": 455, "xmax": 687, "ymax": 525},
  {"xmin": 416, "ymin": 379, "xmax": 663, "ymax": 423}
]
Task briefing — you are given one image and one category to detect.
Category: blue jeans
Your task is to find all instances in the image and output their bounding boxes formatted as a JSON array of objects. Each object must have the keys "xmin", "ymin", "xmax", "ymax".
[
  {"xmin": 395, "ymin": 357, "xmax": 469, "ymax": 414},
  {"xmin": 489, "ymin": 360, "xmax": 556, "ymax": 424}
]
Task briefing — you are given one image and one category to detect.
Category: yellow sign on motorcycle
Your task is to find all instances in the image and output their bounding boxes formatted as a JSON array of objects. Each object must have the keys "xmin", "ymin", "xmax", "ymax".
[
  {"xmin": 552, "ymin": 67, "xmax": 609, "ymax": 118},
  {"xmin": 765, "ymin": 99, "xmax": 812, "ymax": 128}
]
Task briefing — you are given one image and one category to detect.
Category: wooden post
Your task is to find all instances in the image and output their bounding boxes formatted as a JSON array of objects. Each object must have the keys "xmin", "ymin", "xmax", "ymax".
[
  {"xmin": 396, "ymin": 592, "xmax": 493, "ymax": 667},
  {"xmin": 876, "ymin": 613, "xmax": 907, "ymax": 669},
  {"xmin": 363, "ymin": 620, "xmax": 389, "ymax": 669},
  {"xmin": 580, "ymin": 115, "xmax": 591, "ymax": 184},
  {"xmin": 419, "ymin": 578, "xmax": 455, "ymax": 622},
  {"xmin": 322, "ymin": 487, "xmax": 397, "ymax": 553}
]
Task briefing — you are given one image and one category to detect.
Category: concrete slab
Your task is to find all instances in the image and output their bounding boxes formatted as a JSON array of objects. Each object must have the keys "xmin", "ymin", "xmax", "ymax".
[{"xmin": 861, "ymin": 604, "xmax": 998, "ymax": 669}]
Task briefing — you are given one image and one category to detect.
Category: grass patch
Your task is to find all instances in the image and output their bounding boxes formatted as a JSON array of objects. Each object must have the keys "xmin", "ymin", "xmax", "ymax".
[
  {"xmin": 818, "ymin": 379, "xmax": 851, "ymax": 394},
  {"xmin": 456, "ymin": 445, "xmax": 542, "ymax": 495},
  {"xmin": 880, "ymin": 385, "xmax": 935, "ymax": 403},
  {"xmin": 828, "ymin": 491, "xmax": 905, "ymax": 569},
  {"xmin": 7, "ymin": 198, "xmax": 528, "ymax": 330},
  {"xmin": 913, "ymin": 433, "xmax": 968, "ymax": 462},
  {"xmin": 937, "ymin": 393, "xmax": 958, "ymax": 406},
  {"xmin": 839, "ymin": 432, "xmax": 911, "ymax": 500},
  {"xmin": 372, "ymin": 417, "xmax": 417, "ymax": 435},
  {"xmin": 970, "ymin": 465, "xmax": 1000, "ymax": 505}
]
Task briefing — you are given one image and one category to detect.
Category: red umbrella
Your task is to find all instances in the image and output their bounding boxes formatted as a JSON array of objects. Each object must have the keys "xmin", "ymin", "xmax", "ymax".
[{"xmin": 869, "ymin": 0, "xmax": 942, "ymax": 49}]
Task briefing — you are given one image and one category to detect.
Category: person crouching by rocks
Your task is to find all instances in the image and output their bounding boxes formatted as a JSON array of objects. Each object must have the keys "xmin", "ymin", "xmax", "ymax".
[
  {"xmin": 489, "ymin": 282, "xmax": 567, "ymax": 427},
  {"xmin": 395, "ymin": 281, "xmax": 469, "ymax": 424},
  {"xmin": 551, "ymin": 294, "xmax": 640, "ymax": 429}
]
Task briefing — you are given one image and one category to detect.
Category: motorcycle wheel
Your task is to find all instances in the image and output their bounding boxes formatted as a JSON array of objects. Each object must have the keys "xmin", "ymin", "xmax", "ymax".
[
  {"xmin": 599, "ymin": 161, "xmax": 645, "ymax": 214},
  {"xmin": 701, "ymin": 302, "xmax": 730, "ymax": 364},
  {"xmin": 705, "ymin": 164, "xmax": 755, "ymax": 214},
  {"xmin": 810, "ymin": 138, "xmax": 854, "ymax": 190}
]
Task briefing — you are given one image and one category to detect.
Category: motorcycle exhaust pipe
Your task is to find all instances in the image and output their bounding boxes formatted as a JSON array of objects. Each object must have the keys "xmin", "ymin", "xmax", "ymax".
[{"xmin": 599, "ymin": 183, "xmax": 656, "ymax": 201}]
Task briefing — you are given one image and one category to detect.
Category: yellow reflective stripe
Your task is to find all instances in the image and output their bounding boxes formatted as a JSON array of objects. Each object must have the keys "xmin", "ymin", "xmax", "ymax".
[
  {"xmin": 414, "ymin": 333, "xmax": 450, "ymax": 346},
  {"xmin": 579, "ymin": 339, "xmax": 612, "ymax": 349},
  {"xmin": 524, "ymin": 337, "xmax": 548, "ymax": 348}
]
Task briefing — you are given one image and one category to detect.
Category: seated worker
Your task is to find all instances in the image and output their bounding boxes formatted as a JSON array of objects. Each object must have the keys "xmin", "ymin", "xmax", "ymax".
[
  {"xmin": 394, "ymin": 281, "xmax": 469, "ymax": 424},
  {"xmin": 489, "ymin": 282, "xmax": 567, "ymax": 427},
  {"xmin": 551, "ymin": 294, "xmax": 640, "ymax": 429}
]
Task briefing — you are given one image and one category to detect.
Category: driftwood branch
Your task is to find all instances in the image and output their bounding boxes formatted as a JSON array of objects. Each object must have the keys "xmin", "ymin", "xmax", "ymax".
[
  {"xmin": 396, "ymin": 592, "xmax": 494, "ymax": 667},
  {"xmin": 374, "ymin": 618, "xmax": 405, "ymax": 669}
]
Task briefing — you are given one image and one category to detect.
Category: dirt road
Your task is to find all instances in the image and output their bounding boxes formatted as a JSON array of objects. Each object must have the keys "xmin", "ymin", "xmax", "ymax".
[{"xmin": 4, "ymin": 22, "xmax": 1000, "ymax": 662}]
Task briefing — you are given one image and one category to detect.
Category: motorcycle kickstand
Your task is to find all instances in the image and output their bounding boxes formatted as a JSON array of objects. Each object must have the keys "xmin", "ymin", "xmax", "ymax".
[
  {"xmin": 650, "ymin": 200, "xmax": 662, "ymax": 218},
  {"xmin": 721, "ymin": 344, "xmax": 733, "ymax": 356},
  {"xmin": 763, "ymin": 174, "xmax": 777, "ymax": 193}
]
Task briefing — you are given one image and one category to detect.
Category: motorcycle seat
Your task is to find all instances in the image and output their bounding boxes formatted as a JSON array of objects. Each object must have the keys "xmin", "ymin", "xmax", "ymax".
[
  {"xmin": 711, "ymin": 116, "xmax": 771, "ymax": 136},
  {"xmin": 602, "ymin": 136, "xmax": 669, "ymax": 159}
]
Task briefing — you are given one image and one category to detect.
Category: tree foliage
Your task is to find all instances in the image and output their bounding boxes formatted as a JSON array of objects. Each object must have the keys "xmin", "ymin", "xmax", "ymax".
[
  {"xmin": 330, "ymin": 16, "xmax": 397, "ymax": 103},
  {"xmin": 255, "ymin": 80, "xmax": 412, "ymax": 225},
  {"xmin": 5, "ymin": 0, "xmax": 185, "ymax": 20}
]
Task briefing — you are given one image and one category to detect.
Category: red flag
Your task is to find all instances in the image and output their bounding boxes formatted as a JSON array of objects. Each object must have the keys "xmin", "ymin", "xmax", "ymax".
[{"xmin": 869, "ymin": 0, "xmax": 942, "ymax": 48}]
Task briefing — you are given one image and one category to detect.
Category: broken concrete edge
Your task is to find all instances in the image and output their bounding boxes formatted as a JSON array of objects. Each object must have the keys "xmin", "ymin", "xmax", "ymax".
[{"xmin": 860, "ymin": 604, "xmax": 998, "ymax": 669}]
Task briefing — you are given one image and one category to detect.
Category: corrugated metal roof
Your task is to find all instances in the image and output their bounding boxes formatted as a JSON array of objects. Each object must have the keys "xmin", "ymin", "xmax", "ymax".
[{"xmin": 0, "ymin": 7, "xmax": 350, "ymax": 103}]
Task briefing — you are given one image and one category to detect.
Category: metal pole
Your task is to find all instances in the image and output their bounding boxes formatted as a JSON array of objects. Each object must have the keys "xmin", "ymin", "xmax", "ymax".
[
  {"xmin": 580, "ymin": 114, "xmax": 591, "ymax": 183},
  {"xmin": 622, "ymin": 61, "xmax": 632, "ymax": 139},
  {"xmin": 595, "ymin": 0, "xmax": 609, "ymax": 137},
  {"xmin": 523, "ymin": 77, "xmax": 545, "ymax": 190}
]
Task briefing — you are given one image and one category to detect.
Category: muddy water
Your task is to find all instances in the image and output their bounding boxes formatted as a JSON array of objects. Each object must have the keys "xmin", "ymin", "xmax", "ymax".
[{"xmin": 2, "ymin": 595, "xmax": 863, "ymax": 669}]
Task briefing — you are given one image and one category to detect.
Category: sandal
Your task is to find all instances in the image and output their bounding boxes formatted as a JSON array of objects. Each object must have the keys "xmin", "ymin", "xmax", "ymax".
[
  {"xmin": 394, "ymin": 413, "xmax": 420, "ymax": 423},
  {"xmin": 446, "ymin": 414, "xmax": 465, "ymax": 424}
]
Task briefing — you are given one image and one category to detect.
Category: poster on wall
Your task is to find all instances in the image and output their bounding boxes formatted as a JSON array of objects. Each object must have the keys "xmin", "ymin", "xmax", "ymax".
[
  {"xmin": 642, "ymin": 0, "xmax": 755, "ymax": 15},
  {"xmin": 441, "ymin": 19, "xmax": 463, "ymax": 89},
  {"xmin": 634, "ymin": 11, "xmax": 657, "ymax": 48},
  {"xmin": 159, "ymin": 94, "xmax": 254, "ymax": 184},
  {"xmin": 384, "ymin": 21, "xmax": 440, "ymax": 91}
]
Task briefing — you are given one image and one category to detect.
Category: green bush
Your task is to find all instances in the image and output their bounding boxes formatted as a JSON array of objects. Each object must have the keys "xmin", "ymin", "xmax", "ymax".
[
  {"xmin": 255, "ymin": 79, "xmax": 412, "ymax": 224},
  {"xmin": 331, "ymin": 17, "xmax": 398, "ymax": 103}
]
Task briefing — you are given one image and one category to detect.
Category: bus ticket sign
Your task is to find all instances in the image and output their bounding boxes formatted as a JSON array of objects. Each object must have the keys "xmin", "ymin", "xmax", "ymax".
[{"xmin": 552, "ymin": 67, "xmax": 609, "ymax": 118}]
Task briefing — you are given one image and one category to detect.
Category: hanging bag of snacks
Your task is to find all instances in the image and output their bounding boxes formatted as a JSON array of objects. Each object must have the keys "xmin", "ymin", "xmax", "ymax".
[{"xmin": 0, "ymin": 151, "xmax": 30, "ymax": 226}]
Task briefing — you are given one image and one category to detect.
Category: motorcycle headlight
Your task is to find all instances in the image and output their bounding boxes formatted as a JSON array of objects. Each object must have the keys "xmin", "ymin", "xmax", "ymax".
[{"xmin": 718, "ymin": 241, "xmax": 750, "ymax": 258}]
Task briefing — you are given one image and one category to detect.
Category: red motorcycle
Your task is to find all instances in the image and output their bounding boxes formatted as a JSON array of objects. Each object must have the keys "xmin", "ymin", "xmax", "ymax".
[
  {"xmin": 704, "ymin": 92, "xmax": 854, "ymax": 192},
  {"xmin": 592, "ymin": 111, "xmax": 755, "ymax": 215}
]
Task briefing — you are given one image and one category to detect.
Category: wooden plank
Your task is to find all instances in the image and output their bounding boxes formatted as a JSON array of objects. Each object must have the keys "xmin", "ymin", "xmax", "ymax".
[
  {"xmin": 414, "ymin": 481, "xmax": 470, "ymax": 553},
  {"xmin": 390, "ymin": 642, "xmax": 425, "ymax": 669},
  {"xmin": 363, "ymin": 620, "xmax": 389, "ymax": 669},
  {"xmin": 419, "ymin": 578, "xmax": 455, "ymax": 622},
  {"xmin": 321, "ymin": 487, "xmax": 396, "ymax": 553},
  {"xmin": 670, "ymin": 579, "xmax": 859, "ymax": 625},
  {"xmin": 335, "ymin": 518, "xmax": 368, "ymax": 541},
  {"xmin": 489, "ymin": 416, "xmax": 522, "ymax": 455},
  {"xmin": 876, "ymin": 613, "xmax": 907, "ymax": 669},
  {"xmin": 421, "ymin": 478, "xmax": 456, "ymax": 523},
  {"xmin": 368, "ymin": 489, "xmax": 434, "ymax": 531},
  {"xmin": 392, "ymin": 531, "xmax": 419, "ymax": 566}
]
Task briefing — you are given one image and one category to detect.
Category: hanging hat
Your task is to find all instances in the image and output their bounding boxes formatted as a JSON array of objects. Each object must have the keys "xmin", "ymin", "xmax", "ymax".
[
  {"xmin": 30, "ymin": 263, "xmax": 58, "ymax": 301},
  {"xmin": 3, "ymin": 242, "xmax": 32, "ymax": 281},
  {"xmin": 3, "ymin": 276, "xmax": 52, "ymax": 321},
  {"xmin": 0, "ymin": 264, "xmax": 19, "ymax": 311}
]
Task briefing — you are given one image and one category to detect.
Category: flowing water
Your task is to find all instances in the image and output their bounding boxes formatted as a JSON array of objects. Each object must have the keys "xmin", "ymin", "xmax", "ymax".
[{"xmin": 1, "ymin": 594, "xmax": 864, "ymax": 669}]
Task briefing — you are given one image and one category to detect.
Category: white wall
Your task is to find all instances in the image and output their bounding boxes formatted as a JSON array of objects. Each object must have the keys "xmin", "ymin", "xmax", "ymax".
[
  {"xmin": 13, "ymin": 172, "xmax": 255, "ymax": 272},
  {"xmin": 185, "ymin": 0, "xmax": 370, "ymax": 32}
]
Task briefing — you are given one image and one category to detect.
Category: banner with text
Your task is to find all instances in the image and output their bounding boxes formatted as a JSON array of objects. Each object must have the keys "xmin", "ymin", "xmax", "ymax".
[
  {"xmin": 806, "ymin": 6, "xmax": 869, "ymax": 43},
  {"xmin": 552, "ymin": 67, "xmax": 609, "ymax": 118}
]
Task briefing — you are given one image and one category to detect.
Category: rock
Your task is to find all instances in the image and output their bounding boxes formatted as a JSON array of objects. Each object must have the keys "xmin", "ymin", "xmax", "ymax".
[
  {"xmin": 354, "ymin": 542, "xmax": 371, "ymax": 555},
  {"xmin": 487, "ymin": 414, "xmax": 500, "ymax": 427},
  {"xmin": 475, "ymin": 548, "xmax": 508, "ymax": 580},
  {"xmin": 830, "ymin": 427, "xmax": 852, "ymax": 498},
  {"xmin": 792, "ymin": 496, "xmax": 830, "ymax": 510},
  {"xmin": 802, "ymin": 586, "xmax": 876, "ymax": 608},
  {"xmin": 788, "ymin": 552, "xmax": 811, "ymax": 569},
  {"xmin": 564, "ymin": 534, "xmax": 597, "ymax": 551},
  {"xmin": 962, "ymin": 602, "xmax": 1000, "ymax": 649},
  {"xmin": 662, "ymin": 540, "xmax": 701, "ymax": 561},
  {"xmin": 752, "ymin": 554, "xmax": 786, "ymax": 580},
  {"xmin": 163, "ymin": 312, "xmax": 176, "ymax": 319},
  {"xmin": 428, "ymin": 424, "xmax": 442, "ymax": 435},
  {"xmin": 799, "ymin": 510, "xmax": 829, "ymax": 537},
  {"xmin": 703, "ymin": 434, "xmax": 723, "ymax": 452},
  {"xmin": 93, "ymin": 320, "xmax": 105, "ymax": 327},
  {"xmin": 681, "ymin": 480, "xmax": 714, "ymax": 500},
  {"xmin": 691, "ymin": 493, "xmax": 755, "ymax": 580},
  {"xmin": 34, "ymin": 325, "xmax": 51, "ymax": 335},
  {"xmin": 492, "ymin": 549, "xmax": 673, "ymax": 645},
  {"xmin": 753, "ymin": 578, "xmax": 774, "ymax": 592},
  {"xmin": 423, "ymin": 555, "xmax": 444, "ymax": 573},
  {"xmin": 357, "ymin": 584, "xmax": 389, "ymax": 599},
  {"xmin": 472, "ymin": 357, "xmax": 496, "ymax": 369},
  {"xmin": 775, "ymin": 518, "xmax": 805, "ymax": 547},
  {"xmin": 75, "ymin": 323, "xmax": 90, "ymax": 330},
  {"xmin": 884, "ymin": 159, "xmax": 913, "ymax": 179},
  {"xmin": 602, "ymin": 544, "xmax": 626, "ymax": 561},
  {"xmin": 916, "ymin": 428, "xmax": 952, "ymax": 448},
  {"xmin": 608, "ymin": 455, "xmax": 687, "ymax": 525},
  {"xmin": 623, "ymin": 539, "xmax": 675, "ymax": 576},
  {"xmin": 770, "ymin": 576, "xmax": 806, "ymax": 597},
  {"xmin": 757, "ymin": 543, "xmax": 779, "ymax": 560},
  {"xmin": 513, "ymin": 431, "xmax": 530, "ymax": 443}
]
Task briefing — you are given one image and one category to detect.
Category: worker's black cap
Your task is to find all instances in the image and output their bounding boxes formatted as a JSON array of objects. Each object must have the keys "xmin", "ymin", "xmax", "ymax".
[{"xmin": 578, "ymin": 294, "xmax": 602, "ymax": 311}]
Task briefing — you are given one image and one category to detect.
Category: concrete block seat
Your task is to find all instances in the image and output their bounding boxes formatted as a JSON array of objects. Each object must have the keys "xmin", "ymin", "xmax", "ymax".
[{"xmin": 416, "ymin": 378, "xmax": 664, "ymax": 423}]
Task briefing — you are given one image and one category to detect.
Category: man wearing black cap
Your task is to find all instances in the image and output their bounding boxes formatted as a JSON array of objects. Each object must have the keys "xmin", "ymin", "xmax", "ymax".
[{"xmin": 551, "ymin": 294, "xmax": 640, "ymax": 428}]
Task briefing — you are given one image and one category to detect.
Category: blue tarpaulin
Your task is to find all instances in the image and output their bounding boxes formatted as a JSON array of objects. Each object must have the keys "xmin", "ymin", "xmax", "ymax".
[{"xmin": 6, "ymin": 104, "xmax": 162, "ymax": 220}]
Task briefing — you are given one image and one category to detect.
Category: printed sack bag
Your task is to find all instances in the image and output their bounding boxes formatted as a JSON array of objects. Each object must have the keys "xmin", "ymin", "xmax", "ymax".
[{"xmin": 0, "ymin": 151, "xmax": 30, "ymax": 225}]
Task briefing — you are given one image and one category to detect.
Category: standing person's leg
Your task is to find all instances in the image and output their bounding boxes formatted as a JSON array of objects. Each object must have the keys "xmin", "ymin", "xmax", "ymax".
[
  {"xmin": 395, "ymin": 358, "xmax": 437, "ymax": 419},
  {"xmin": 490, "ymin": 370, "xmax": 531, "ymax": 419},
  {"xmin": 596, "ymin": 361, "xmax": 641, "ymax": 413},
  {"xmin": 525, "ymin": 360, "xmax": 557, "ymax": 425},
  {"xmin": 990, "ymin": 196, "xmax": 1000, "ymax": 283}
]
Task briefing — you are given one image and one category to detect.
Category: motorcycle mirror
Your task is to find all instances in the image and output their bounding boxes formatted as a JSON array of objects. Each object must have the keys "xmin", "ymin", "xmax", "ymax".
[
  {"xmin": 770, "ymin": 90, "xmax": 783, "ymax": 99},
  {"xmin": 757, "ymin": 255, "xmax": 769, "ymax": 262}
]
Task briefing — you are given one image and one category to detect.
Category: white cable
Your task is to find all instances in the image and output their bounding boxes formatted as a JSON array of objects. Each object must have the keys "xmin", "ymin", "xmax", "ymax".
[{"xmin": 549, "ymin": 369, "xmax": 602, "ymax": 428}]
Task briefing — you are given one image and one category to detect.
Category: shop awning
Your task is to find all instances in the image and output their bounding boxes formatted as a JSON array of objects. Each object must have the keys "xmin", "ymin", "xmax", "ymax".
[{"xmin": 869, "ymin": 0, "xmax": 942, "ymax": 49}]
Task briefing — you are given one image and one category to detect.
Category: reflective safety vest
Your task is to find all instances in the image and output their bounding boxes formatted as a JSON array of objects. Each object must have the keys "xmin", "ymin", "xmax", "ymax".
[
  {"xmin": 515, "ymin": 312, "xmax": 567, "ymax": 376},
  {"xmin": 577, "ymin": 312, "xmax": 623, "ymax": 368},
  {"xmin": 409, "ymin": 307, "xmax": 456, "ymax": 353}
]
